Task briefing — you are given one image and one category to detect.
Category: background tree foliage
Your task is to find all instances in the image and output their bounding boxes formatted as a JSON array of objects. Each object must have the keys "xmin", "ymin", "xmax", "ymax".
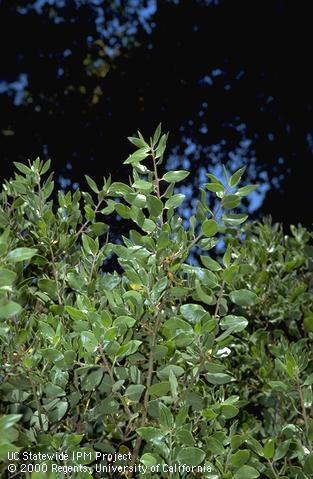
[
  {"xmin": 1, "ymin": 0, "xmax": 313, "ymax": 226},
  {"xmin": 0, "ymin": 130, "xmax": 312, "ymax": 478}
]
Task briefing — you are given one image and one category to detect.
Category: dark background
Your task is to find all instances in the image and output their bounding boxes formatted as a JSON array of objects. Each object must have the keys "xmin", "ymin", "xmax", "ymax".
[{"xmin": 1, "ymin": 0, "xmax": 312, "ymax": 227}]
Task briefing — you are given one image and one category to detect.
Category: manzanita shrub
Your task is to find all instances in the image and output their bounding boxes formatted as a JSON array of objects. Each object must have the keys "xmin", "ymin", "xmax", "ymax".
[{"xmin": 0, "ymin": 127, "xmax": 312, "ymax": 479}]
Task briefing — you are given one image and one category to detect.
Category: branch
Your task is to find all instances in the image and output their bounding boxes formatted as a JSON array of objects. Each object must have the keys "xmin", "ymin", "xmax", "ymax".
[
  {"xmin": 129, "ymin": 311, "xmax": 162, "ymax": 476},
  {"xmin": 75, "ymin": 198, "xmax": 104, "ymax": 239},
  {"xmin": 151, "ymin": 150, "xmax": 163, "ymax": 225},
  {"xmin": 49, "ymin": 244, "xmax": 62, "ymax": 305}
]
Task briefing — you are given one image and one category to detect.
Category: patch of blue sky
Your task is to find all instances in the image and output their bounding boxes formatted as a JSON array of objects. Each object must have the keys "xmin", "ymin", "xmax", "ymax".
[
  {"xmin": 184, "ymin": 141, "xmax": 197, "ymax": 156},
  {"xmin": 211, "ymin": 68, "xmax": 222, "ymax": 77},
  {"xmin": 18, "ymin": 0, "xmax": 157, "ymax": 54},
  {"xmin": 248, "ymin": 182, "xmax": 270, "ymax": 213},
  {"xmin": 0, "ymin": 74, "xmax": 28, "ymax": 105},
  {"xmin": 58, "ymin": 175, "xmax": 71, "ymax": 189},
  {"xmin": 307, "ymin": 132, "xmax": 313, "ymax": 153},
  {"xmin": 198, "ymin": 75, "xmax": 213, "ymax": 86}
]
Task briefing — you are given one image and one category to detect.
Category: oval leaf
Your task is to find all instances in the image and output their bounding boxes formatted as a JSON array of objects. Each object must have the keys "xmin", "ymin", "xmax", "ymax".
[
  {"xmin": 163, "ymin": 170, "xmax": 189, "ymax": 183},
  {"xmin": 230, "ymin": 289, "xmax": 258, "ymax": 307},
  {"xmin": 177, "ymin": 447, "xmax": 205, "ymax": 466}
]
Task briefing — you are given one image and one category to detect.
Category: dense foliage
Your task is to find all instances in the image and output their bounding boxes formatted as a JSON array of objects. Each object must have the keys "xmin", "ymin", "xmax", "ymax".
[{"xmin": 0, "ymin": 129, "xmax": 312, "ymax": 478}]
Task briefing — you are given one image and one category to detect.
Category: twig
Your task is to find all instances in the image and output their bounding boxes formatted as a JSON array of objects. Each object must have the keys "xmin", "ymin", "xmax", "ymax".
[
  {"xmin": 49, "ymin": 244, "xmax": 62, "ymax": 305},
  {"xmin": 129, "ymin": 311, "xmax": 162, "ymax": 476},
  {"xmin": 29, "ymin": 374, "xmax": 44, "ymax": 431},
  {"xmin": 267, "ymin": 459, "xmax": 280, "ymax": 479},
  {"xmin": 296, "ymin": 374, "xmax": 312, "ymax": 452},
  {"xmin": 214, "ymin": 280, "xmax": 225, "ymax": 318},
  {"xmin": 99, "ymin": 346, "xmax": 133, "ymax": 419},
  {"xmin": 75, "ymin": 198, "xmax": 104, "ymax": 239},
  {"xmin": 151, "ymin": 150, "xmax": 163, "ymax": 225}
]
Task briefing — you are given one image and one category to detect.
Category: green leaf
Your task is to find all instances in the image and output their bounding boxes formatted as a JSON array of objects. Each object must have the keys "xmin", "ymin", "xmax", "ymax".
[
  {"xmin": 223, "ymin": 264, "xmax": 239, "ymax": 284},
  {"xmin": 155, "ymin": 133, "xmax": 167, "ymax": 158},
  {"xmin": 230, "ymin": 289, "xmax": 258, "ymax": 307},
  {"xmin": 122, "ymin": 291, "xmax": 143, "ymax": 305},
  {"xmin": 304, "ymin": 373, "xmax": 313, "ymax": 386},
  {"xmin": 148, "ymin": 382, "xmax": 170, "ymax": 397},
  {"xmin": 124, "ymin": 147, "xmax": 149, "ymax": 164},
  {"xmin": 234, "ymin": 465, "xmax": 260, "ymax": 479},
  {"xmin": 177, "ymin": 447, "xmax": 206, "ymax": 466},
  {"xmin": 0, "ymin": 298, "xmax": 22, "ymax": 319},
  {"xmin": 206, "ymin": 373, "xmax": 234, "ymax": 385},
  {"xmin": 237, "ymin": 184, "xmax": 258, "ymax": 196},
  {"xmin": 162, "ymin": 170, "xmax": 190, "ymax": 183},
  {"xmin": 222, "ymin": 213, "xmax": 248, "ymax": 226},
  {"xmin": 89, "ymin": 222, "xmax": 109, "ymax": 236},
  {"xmin": 41, "ymin": 348, "xmax": 64, "ymax": 362},
  {"xmin": 285, "ymin": 352, "xmax": 297, "ymax": 378},
  {"xmin": 137, "ymin": 427, "xmax": 164, "ymax": 442},
  {"xmin": 7, "ymin": 247, "xmax": 38, "ymax": 262},
  {"xmin": 141, "ymin": 218, "xmax": 156, "ymax": 233},
  {"xmin": 108, "ymin": 182, "xmax": 133, "ymax": 196},
  {"xmin": 304, "ymin": 313, "xmax": 313, "ymax": 332},
  {"xmin": 273, "ymin": 440, "xmax": 290, "ymax": 461},
  {"xmin": 169, "ymin": 369, "xmax": 178, "ymax": 398},
  {"xmin": 132, "ymin": 179, "xmax": 153, "ymax": 191},
  {"xmin": 116, "ymin": 340, "xmax": 142, "ymax": 359},
  {"xmin": 231, "ymin": 435, "xmax": 246, "ymax": 451},
  {"xmin": 0, "ymin": 414, "xmax": 22, "ymax": 431},
  {"xmin": 201, "ymin": 219, "xmax": 219, "ymax": 237},
  {"xmin": 153, "ymin": 123, "xmax": 162, "ymax": 146},
  {"xmin": 81, "ymin": 369, "xmax": 104, "ymax": 391},
  {"xmin": 14, "ymin": 161, "xmax": 32, "ymax": 174},
  {"xmin": 125, "ymin": 385, "xmax": 145, "ymax": 402},
  {"xmin": 245, "ymin": 437, "xmax": 264, "ymax": 457},
  {"xmin": 128, "ymin": 136, "xmax": 147, "ymax": 148},
  {"xmin": 229, "ymin": 166, "xmax": 246, "ymax": 187},
  {"xmin": 220, "ymin": 315, "xmax": 248, "ymax": 333},
  {"xmin": 140, "ymin": 453, "xmax": 158, "ymax": 467},
  {"xmin": 81, "ymin": 331, "xmax": 98, "ymax": 353},
  {"xmin": 159, "ymin": 403, "xmax": 174, "ymax": 429},
  {"xmin": 223, "ymin": 244, "xmax": 232, "ymax": 267},
  {"xmin": 85, "ymin": 175, "xmax": 99, "ymax": 193},
  {"xmin": 263, "ymin": 439, "xmax": 275, "ymax": 460},
  {"xmin": 125, "ymin": 193, "xmax": 147, "ymax": 208},
  {"xmin": 304, "ymin": 453, "xmax": 313, "ymax": 474},
  {"xmin": 114, "ymin": 316, "xmax": 136, "ymax": 328},
  {"xmin": 147, "ymin": 195, "xmax": 163, "ymax": 217},
  {"xmin": 165, "ymin": 194, "xmax": 185, "ymax": 209},
  {"xmin": 177, "ymin": 428, "xmax": 194, "ymax": 446},
  {"xmin": 82, "ymin": 234, "xmax": 98, "ymax": 256},
  {"xmin": 0, "ymin": 268, "xmax": 16, "ymax": 287},
  {"xmin": 222, "ymin": 194, "xmax": 241, "ymax": 209},
  {"xmin": 157, "ymin": 365, "xmax": 184, "ymax": 380},
  {"xmin": 180, "ymin": 304, "xmax": 206, "ymax": 323},
  {"xmin": 44, "ymin": 383, "xmax": 66, "ymax": 397},
  {"xmin": 41, "ymin": 159, "xmax": 51, "ymax": 174},
  {"xmin": 195, "ymin": 280, "xmax": 215, "ymax": 305},
  {"xmin": 205, "ymin": 182, "xmax": 224, "ymax": 193},
  {"xmin": 221, "ymin": 404, "xmax": 239, "ymax": 418},
  {"xmin": 65, "ymin": 306, "xmax": 88, "ymax": 320},
  {"xmin": 175, "ymin": 405, "xmax": 189, "ymax": 427},
  {"xmin": 230, "ymin": 450, "xmax": 250, "ymax": 468},
  {"xmin": 48, "ymin": 400, "xmax": 68, "ymax": 422},
  {"xmin": 185, "ymin": 391, "xmax": 204, "ymax": 411},
  {"xmin": 206, "ymin": 173, "xmax": 223, "ymax": 184},
  {"xmin": 200, "ymin": 256, "xmax": 222, "ymax": 271},
  {"xmin": 206, "ymin": 437, "xmax": 224, "ymax": 455},
  {"xmin": 115, "ymin": 203, "xmax": 132, "ymax": 219},
  {"xmin": 38, "ymin": 279, "xmax": 57, "ymax": 300}
]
